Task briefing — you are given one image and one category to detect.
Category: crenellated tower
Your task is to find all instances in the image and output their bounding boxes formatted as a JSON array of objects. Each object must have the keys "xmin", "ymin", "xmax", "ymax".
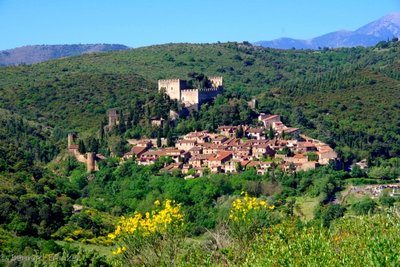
[{"xmin": 158, "ymin": 76, "xmax": 223, "ymax": 110}]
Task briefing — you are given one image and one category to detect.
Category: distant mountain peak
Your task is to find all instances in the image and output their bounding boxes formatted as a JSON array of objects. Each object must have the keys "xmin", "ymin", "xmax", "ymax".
[
  {"xmin": 381, "ymin": 12, "xmax": 400, "ymax": 23},
  {"xmin": 255, "ymin": 13, "xmax": 400, "ymax": 50},
  {"xmin": 356, "ymin": 13, "xmax": 400, "ymax": 37}
]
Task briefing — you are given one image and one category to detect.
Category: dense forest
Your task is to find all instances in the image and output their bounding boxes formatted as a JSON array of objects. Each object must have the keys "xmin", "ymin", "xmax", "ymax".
[{"xmin": 0, "ymin": 40, "xmax": 399, "ymax": 265}]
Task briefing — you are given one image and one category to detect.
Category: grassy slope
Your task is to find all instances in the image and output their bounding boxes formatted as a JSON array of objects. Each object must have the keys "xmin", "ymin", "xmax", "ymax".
[{"xmin": 295, "ymin": 196, "xmax": 320, "ymax": 221}]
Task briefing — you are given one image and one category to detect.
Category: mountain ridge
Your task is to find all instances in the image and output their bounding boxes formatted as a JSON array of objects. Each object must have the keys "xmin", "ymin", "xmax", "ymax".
[
  {"xmin": 255, "ymin": 13, "xmax": 400, "ymax": 49},
  {"xmin": 0, "ymin": 43, "xmax": 130, "ymax": 66}
]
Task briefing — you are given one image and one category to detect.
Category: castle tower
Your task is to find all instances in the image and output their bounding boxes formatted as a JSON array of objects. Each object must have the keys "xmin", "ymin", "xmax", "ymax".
[
  {"xmin": 68, "ymin": 133, "xmax": 74, "ymax": 148},
  {"xmin": 107, "ymin": 110, "xmax": 118, "ymax": 128},
  {"xmin": 159, "ymin": 76, "xmax": 223, "ymax": 110},
  {"xmin": 158, "ymin": 79, "xmax": 186, "ymax": 101},
  {"xmin": 86, "ymin": 152, "xmax": 96, "ymax": 173},
  {"xmin": 209, "ymin": 76, "xmax": 223, "ymax": 88}
]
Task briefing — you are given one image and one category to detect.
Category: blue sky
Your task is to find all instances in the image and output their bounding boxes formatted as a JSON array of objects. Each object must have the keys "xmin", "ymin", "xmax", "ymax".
[{"xmin": 0, "ymin": 0, "xmax": 399, "ymax": 50}]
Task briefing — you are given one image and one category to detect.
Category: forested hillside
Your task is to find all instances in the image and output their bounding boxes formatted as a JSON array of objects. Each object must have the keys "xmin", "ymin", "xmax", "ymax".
[
  {"xmin": 0, "ymin": 108, "xmax": 60, "ymax": 169},
  {"xmin": 0, "ymin": 41, "xmax": 399, "ymax": 161}
]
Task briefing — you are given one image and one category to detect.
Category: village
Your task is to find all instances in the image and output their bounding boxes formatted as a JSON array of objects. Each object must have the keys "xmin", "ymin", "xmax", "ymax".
[
  {"xmin": 67, "ymin": 76, "xmax": 339, "ymax": 177},
  {"xmin": 122, "ymin": 113, "xmax": 338, "ymax": 177}
]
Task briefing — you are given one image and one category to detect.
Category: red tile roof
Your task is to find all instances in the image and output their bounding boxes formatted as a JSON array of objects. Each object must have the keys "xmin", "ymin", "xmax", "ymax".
[
  {"xmin": 247, "ymin": 128, "xmax": 264, "ymax": 133},
  {"xmin": 284, "ymin": 127, "xmax": 300, "ymax": 134},
  {"xmin": 176, "ymin": 140, "xmax": 197, "ymax": 144},
  {"xmin": 207, "ymin": 151, "xmax": 233, "ymax": 161},
  {"xmin": 131, "ymin": 146, "xmax": 148, "ymax": 155},
  {"xmin": 247, "ymin": 161, "xmax": 261, "ymax": 167},
  {"xmin": 298, "ymin": 142, "xmax": 316, "ymax": 148},
  {"xmin": 262, "ymin": 115, "xmax": 279, "ymax": 121}
]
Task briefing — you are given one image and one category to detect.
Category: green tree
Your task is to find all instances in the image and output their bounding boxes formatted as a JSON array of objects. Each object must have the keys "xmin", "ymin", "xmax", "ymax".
[
  {"xmin": 235, "ymin": 162, "xmax": 243, "ymax": 172},
  {"xmin": 99, "ymin": 120, "xmax": 106, "ymax": 141},
  {"xmin": 157, "ymin": 131, "xmax": 162, "ymax": 148},
  {"xmin": 268, "ymin": 125, "xmax": 275, "ymax": 140},
  {"xmin": 167, "ymin": 131, "xmax": 174, "ymax": 147},
  {"xmin": 306, "ymin": 152, "xmax": 319, "ymax": 162},
  {"xmin": 379, "ymin": 192, "xmax": 396, "ymax": 207},
  {"xmin": 114, "ymin": 140, "xmax": 128, "ymax": 157},
  {"xmin": 352, "ymin": 198, "xmax": 377, "ymax": 215},
  {"xmin": 87, "ymin": 138, "xmax": 99, "ymax": 153},
  {"xmin": 78, "ymin": 140, "xmax": 86, "ymax": 154},
  {"xmin": 316, "ymin": 204, "xmax": 346, "ymax": 227},
  {"xmin": 235, "ymin": 125, "xmax": 244, "ymax": 138},
  {"xmin": 350, "ymin": 164, "xmax": 365, "ymax": 178},
  {"xmin": 281, "ymin": 130, "xmax": 286, "ymax": 140}
]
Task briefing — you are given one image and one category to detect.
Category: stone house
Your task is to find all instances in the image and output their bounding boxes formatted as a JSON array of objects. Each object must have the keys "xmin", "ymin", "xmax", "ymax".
[{"xmin": 175, "ymin": 139, "xmax": 197, "ymax": 151}]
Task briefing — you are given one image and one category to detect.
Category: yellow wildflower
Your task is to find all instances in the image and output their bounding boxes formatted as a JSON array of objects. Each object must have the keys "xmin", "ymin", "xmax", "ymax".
[
  {"xmin": 107, "ymin": 199, "xmax": 184, "ymax": 242},
  {"xmin": 229, "ymin": 192, "xmax": 274, "ymax": 222},
  {"xmin": 112, "ymin": 246, "xmax": 127, "ymax": 255}
]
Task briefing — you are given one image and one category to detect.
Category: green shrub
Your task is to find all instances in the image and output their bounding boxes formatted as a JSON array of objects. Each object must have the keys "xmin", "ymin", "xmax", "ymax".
[
  {"xmin": 315, "ymin": 204, "xmax": 346, "ymax": 227},
  {"xmin": 352, "ymin": 197, "xmax": 377, "ymax": 215}
]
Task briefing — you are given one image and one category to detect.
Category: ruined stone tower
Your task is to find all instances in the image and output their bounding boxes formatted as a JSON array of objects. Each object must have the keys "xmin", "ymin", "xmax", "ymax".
[
  {"xmin": 86, "ymin": 152, "xmax": 96, "ymax": 173},
  {"xmin": 67, "ymin": 133, "xmax": 74, "ymax": 148},
  {"xmin": 107, "ymin": 109, "xmax": 119, "ymax": 128}
]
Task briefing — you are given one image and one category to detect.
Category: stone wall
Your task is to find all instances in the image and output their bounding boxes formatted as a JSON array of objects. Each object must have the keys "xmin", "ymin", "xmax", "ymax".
[
  {"xmin": 180, "ymin": 89, "xmax": 199, "ymax": 105},
  {"xmin": 198, "ymin": 87, "xmax": 222, "ymax": 104}
]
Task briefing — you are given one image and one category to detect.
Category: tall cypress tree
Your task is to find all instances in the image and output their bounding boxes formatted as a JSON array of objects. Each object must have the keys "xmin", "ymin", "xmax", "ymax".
[
  {"xmin": 167, "ymin": 131, "xmax": 174, "ymax": 147},
  {"xmin": 157, "ymin": 131, "xmax": 162, "ymax": 148},
  {"xmin": 268, "ymin": 125, "xmax": 275, "ymax": 140},
  {"xmin": 78, "ymin": 140, "xmax": 86, "ymax": 154}
]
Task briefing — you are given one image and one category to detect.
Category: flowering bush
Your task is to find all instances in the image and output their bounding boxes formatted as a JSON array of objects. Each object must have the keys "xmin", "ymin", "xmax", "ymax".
[
  {"xmin": 228, "ymin": 192, "xmax": 276, "ymax": 246},
  {"xmin": 229, "ymin": 192, "xmax": 275, "ymax": 221},
  {"xmin": 107, "ymin": 199, "xmax": 185, "ymax": 266}
]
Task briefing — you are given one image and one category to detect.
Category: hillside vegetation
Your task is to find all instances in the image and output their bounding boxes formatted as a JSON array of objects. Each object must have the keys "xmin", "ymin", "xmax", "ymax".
[
  {"xmin": 0, "ymin": 41, "xmax": 399, "ymax": 161},
  {"xmin": 0, "ymin": 108, "xmax": 60, "ymax": 169}
]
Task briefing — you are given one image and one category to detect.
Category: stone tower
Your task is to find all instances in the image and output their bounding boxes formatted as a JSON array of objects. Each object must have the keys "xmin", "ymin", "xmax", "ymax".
[
  {"xmin": 158, "ymin": 79, "xmax": 187, "ymax": 100},
  {"xmin": 107, "ymin": 109, "xmax": 119, "ymax": 128},
  {"xmin": 86, "ymin": 152, "xmax": 96, "ymax": 173},
  {"xmin": 158, "ymin": 76, "xmax": 223, "ymax": 110},
  {"xmin": 68, "ymin": 133, "xmax": 74, "ymax": 148},
  {"xmin": 209, "ymin": 76, "xmax": 223, "ymax": 88}
]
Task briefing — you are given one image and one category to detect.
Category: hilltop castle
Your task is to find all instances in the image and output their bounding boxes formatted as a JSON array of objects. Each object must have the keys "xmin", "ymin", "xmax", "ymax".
[{"xmin": 158, "ymin": 76, "xmax": 223, "ymax": 109}]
